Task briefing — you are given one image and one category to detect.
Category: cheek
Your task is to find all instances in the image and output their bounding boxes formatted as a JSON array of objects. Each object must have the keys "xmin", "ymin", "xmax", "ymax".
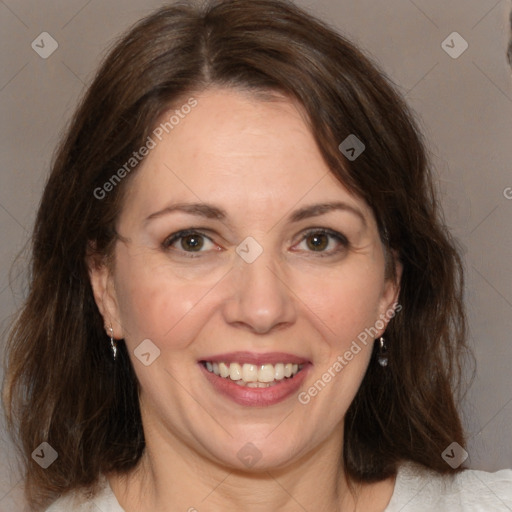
[
  {"xmin": 294, "ymin": 266, "xmax": 381, "ymax": 420},
  {"xmin": 113, "ymin": 247, "xmax": 222, "ymax": 348},
  {"xmin": 293, "ymin": 262, "xmax": 385, "ymax": 346}
]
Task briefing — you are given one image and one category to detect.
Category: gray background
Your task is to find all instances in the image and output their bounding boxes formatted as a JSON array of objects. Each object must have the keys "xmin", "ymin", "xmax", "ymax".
[{"xmin": 1, "ymin": 0, "xmax": 511, "ymax": 510}]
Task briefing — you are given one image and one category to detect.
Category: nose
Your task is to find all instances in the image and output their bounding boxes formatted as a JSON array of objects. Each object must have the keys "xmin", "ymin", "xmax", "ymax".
[{"xmin": 222, "ymin": 251, "xmax": 297, "ymax": 334}]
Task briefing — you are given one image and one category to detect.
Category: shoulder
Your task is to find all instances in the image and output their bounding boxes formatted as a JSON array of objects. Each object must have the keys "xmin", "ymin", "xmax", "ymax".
[
  {"xmin": 385, "ymin": 461, "xmax": 512, "ymax": 511},
  {"xmin": 44, "ymin": 474, "xmax": 125, "ymax": 512}
]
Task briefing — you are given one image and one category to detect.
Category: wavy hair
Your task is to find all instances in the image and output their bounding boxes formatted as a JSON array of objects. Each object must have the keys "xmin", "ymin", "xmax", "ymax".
[{"xmin": 2, "ymin": 0, "xmax": 468, "ymax": 509}]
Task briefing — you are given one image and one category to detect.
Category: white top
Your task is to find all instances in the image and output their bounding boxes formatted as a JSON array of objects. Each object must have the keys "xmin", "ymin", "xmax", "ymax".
[{"xmin": 45, "ymin": 462, "xmax": 512, "ymax": 511}]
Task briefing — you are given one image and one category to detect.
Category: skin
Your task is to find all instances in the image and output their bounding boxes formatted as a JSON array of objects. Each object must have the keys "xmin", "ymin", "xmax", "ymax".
[{"xmin": 89, "ymin": 87, "xmax": 402, "ymax": 512}]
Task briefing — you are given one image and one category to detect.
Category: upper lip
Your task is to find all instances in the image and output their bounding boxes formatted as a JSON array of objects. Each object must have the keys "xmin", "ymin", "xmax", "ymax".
[{"xmin": 200, "ymin": 351, "xmax": 310, "ymax": 366}]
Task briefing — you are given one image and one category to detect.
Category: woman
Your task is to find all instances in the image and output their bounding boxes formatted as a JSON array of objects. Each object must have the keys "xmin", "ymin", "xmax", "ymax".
[{"xmin": 3, "ymin": 0, "xmax": 511, "ymax": 510}]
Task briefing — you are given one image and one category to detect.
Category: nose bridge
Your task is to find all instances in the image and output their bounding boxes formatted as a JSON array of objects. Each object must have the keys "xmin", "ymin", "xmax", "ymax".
[{"xmin": 223, "ymin": 245, "xmax": 296, "ymax": 333}]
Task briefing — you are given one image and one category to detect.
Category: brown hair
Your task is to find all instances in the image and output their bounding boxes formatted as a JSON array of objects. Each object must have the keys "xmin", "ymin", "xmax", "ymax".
[{"xmin": 2, "ymin": 0, "xmax": 469, "ymax": 509}]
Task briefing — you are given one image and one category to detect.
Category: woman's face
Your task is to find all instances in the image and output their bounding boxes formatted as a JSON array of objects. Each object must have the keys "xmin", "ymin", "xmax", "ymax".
[{"xmin": 90, "ymin": 87, "xmax": 401, "ymax": 471}]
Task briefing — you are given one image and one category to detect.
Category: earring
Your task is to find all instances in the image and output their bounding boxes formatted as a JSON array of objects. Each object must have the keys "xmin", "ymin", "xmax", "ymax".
[
  {"xmin": 109, "ymin": 326, "xmax": 117, "ymax": 361},
  {"xmin": 377, "ymin": 336, "xmax": 388, "ymax": 367}
]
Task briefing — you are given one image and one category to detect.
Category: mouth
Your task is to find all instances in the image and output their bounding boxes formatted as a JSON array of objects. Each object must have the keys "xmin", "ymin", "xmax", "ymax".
[
  {"xmin": 199, "ymin": 352, "xmax": 310, "ymax": 406},
  {"xmin": 201, "ymin": 361, "xmax": 304, "ymax": 388}
]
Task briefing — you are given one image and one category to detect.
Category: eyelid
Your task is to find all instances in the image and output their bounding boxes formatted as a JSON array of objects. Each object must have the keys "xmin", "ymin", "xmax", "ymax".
[
  {"xmin": 300, "ymin": 227, "xmax": 348, "ymax": 242},
  {"xmin": 292, "ymin": 227, "xmax": 349, "ymax": 254},
  {"xmin": 162, "ymin": 228, "xmax": 220, "ymax": 252},
  {"xmin": 161, "ymin": 227, "xmax": 349, "ymax": 257}
]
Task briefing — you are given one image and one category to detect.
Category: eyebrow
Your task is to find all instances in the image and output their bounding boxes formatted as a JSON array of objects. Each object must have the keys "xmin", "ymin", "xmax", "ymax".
[
  {"xmin": 144, "ymin": 201, "xmax": 366, "ymax": 227},
  {"xmin": 144, "ymin": 203, "xmax": 227, "ymax": 224},
  {"xmin": 289, "ymin": 201, "xmax": 367, "ymax": 227}
]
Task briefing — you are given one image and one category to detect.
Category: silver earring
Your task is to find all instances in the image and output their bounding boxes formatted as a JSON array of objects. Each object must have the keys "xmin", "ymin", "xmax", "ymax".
[
  {"xmin": 109, "ymin": 326, "xmax": 117, "ymax": 361},
  {"xmin": 377, "ymin": 336, "xmax": 388, "ymax": 367}
]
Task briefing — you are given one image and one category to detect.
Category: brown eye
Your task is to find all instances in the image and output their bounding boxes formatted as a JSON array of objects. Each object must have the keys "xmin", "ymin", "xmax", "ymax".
[
  {"xmin": 306, "ymin": 233, "xmax": 329, "ymax": 251},
  {"xmin": 293, "ymin": 228, "xmax": 349, "ymax": 256},
  {"xmin": 180, "ymin": 234, "xmax": 204, "ymax": 251},
  {"xmin": 162, "ymin": 230, "xmax": 217, "ymax": 254}
]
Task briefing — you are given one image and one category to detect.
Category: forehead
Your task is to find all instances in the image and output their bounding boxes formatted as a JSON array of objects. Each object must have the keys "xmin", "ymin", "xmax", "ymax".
[{"xmin": 120, "ymin": 87, "xmax": 374, "ymax": 225}]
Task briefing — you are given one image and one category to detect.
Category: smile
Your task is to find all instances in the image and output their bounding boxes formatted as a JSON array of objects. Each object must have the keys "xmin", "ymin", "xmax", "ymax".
[
  {"xmin": 202, "ymin": 361, "xmax": 303, "ymax": 387},
  {"xmin": 199, "ymin": 351, "xmax": 310, "ymax": 406}
]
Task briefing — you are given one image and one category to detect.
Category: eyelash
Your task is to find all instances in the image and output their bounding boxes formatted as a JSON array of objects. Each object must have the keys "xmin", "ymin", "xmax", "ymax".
[
  {"xmin": 162, "ymin": 229, "xmax": 216, "ymax": 258},
  {"xmin": 162, "ymin": 228, "xmax": 349, "ymax": 257},
  {"xmin": 295, "ymin": 228, "xmax": 349, "ymax": 256}
]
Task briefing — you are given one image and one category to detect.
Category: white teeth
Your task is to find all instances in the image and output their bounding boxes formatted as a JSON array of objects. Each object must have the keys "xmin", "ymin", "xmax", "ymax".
[
  {"xmin": 258, "ymin": 364, "xmax": 275, "ymax": 383},
  {"xmin": 242, "ymin": 364, "xmax": 258, "ymax": 382},
  {"xmin": 229, "ymin": 362, "xmax": 242, "ymax": 381},
  {"xmin": 219, "ymin": 362, "xmax": 230, "ymax": 378},
  {"xmin": 204, "ymin": 361, "xmax": 303, "ymax": 384},
  {"xmin": 274, "ymin": 363, "xmax": 285, "ymax": 380},
  {"xmin": 248, "ymin": 381, "xmax": 276, "ymax": 388}
]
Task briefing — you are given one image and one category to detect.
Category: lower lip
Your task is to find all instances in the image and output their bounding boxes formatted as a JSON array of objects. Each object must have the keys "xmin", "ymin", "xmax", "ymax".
[{"xmin": 199, "ymin": 363, "xmax": 310, "ymax": 406}]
